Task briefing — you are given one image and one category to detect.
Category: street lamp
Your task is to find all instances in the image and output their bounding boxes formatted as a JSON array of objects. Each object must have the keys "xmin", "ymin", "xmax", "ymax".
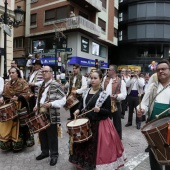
[{"xmin": 0, "ymin": 1, "xmax": 24, "ymax": 79}]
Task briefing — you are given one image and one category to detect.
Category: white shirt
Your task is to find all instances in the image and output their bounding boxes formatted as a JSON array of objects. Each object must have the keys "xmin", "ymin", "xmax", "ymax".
[
  {"xmin": 29, "ymin": 70, "xmax": 38, "ymax": 83},
  {"xmin": 137, "ymin": 82, "xmax": 170, "ymax": 114},
  {"xmin": 36, "ymin": 79, "xmax": 66, "ymax": 108},
  {"xmin": 60, "ymin": 73, "xmax": 65, "ymax": 79},
  {"xmin": 102, "ymin": 77, "xmax": 127, "ymax": 101},
  {"xmin": 0, "ymin": 77, "xmax": 4, "ymax": 95},
  {"xmin": 71, "ymin": 75, "xmax": 87, "ymax": 94}
]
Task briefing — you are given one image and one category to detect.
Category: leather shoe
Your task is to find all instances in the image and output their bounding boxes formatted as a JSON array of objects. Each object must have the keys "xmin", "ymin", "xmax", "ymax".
[
  {"xmin": 136, "ymin": 124, "xmax": 141, "ymax": 130},
  {"xmin": 36, "ymin": 154, "xmax": 49, "ymax": 160},
  {"xmin": 50, "ymin": 158, "xmax": 58, "ymax": 166},
  {"xmin": 125, "ymin": 123, "xmax": 132, "ymax": 127}
]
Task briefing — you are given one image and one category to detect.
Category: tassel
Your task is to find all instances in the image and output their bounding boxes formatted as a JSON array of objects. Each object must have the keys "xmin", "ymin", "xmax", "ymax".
[
  {"xmin": 69, "ymin": 136, "xmax": 73, "ymax": 155},
  {"xmin": 57, "ymin": 124, "xmax": 63, "ymax": 138},
  {"xmin": 167, "ymin": 124, "xmax": 170, "ymax": 145}
]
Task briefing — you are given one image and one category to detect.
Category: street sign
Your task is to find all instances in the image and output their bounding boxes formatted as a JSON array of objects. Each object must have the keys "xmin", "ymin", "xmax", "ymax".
[
  {"xmin": 57, "ymin": 48, "xmax": 72, "ymax": 52},
  {"xmin": 3, "ymin": 24, "xmax": 12, "ymax": 37}
]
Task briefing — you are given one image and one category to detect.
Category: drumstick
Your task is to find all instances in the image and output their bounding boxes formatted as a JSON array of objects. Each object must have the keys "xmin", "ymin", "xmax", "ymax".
[
  {"xmin": 155, "ymin": 107, "xmax": 170, "ymax": 119},
  {"xmin": 77, "ymin": 109, "xmax": 94, "ymax": 118}
]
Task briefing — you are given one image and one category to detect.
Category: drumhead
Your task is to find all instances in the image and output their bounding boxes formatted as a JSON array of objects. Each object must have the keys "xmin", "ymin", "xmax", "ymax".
[
  {"xmin": 0, "ymin": 103, "xmax": 12, "ymax": 108},
  {"xmin": 143, "ymin": 117, "xmax": 170, "ymax": 131},
  {"xmin": 67, "ymin": 118, "xmax": 88, "ymax": 127}
]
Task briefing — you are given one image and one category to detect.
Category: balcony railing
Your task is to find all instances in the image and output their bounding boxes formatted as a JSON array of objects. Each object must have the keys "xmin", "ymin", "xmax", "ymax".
[
  {"xmin": 85, "ymin": 0, "xmax": 102, "ymax": 11},
  {"xmin": 54, "ymin": 16, "xmax": 101, "ymax": 37}
]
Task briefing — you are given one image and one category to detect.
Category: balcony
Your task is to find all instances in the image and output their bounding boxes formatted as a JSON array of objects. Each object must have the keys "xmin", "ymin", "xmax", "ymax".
[
  {"xmin": 69, "ymin": 0, "xmax": 102, "ymax": 12},
  {"xmin": 53, "ymin": 16, "xmax": 101, "ymax": 37}
]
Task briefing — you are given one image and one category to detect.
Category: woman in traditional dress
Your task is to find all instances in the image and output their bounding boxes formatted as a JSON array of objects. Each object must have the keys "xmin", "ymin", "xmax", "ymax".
[
  {"xmin": 0, "ymin": 67, "xmax": 34, "ymax": 151},
  {"xmin": 69, "ymin": 70, "xmax": 126, "ymax": 170}
]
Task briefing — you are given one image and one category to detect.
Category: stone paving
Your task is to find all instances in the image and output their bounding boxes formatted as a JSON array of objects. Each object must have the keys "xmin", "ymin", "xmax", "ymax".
[{"xmin": 0, "ymin": 108, "xmax": 151, "ymax": 170}]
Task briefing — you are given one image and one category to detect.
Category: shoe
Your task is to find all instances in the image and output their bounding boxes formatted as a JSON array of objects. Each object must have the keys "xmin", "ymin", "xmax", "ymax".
[
  {"xmin": 136, "ymin": 124, "xmax": 141, "ymax": 130},
  {"xmin": 36, "ymin": 154, "xmax": 49, "ymax": 160},
  {"xmin": 145, "ymin": 146, "xmax": 150, "ymax": 152},
  {"xmin": 121, "ymin": 115, "xmax": 124, "ymax": 119},
  {"xmin": 50, "ymin": 158, "xmax": 58, "ymax": 166},
  {"xmin": 125, "ymin": 123, "xmax": 132, "ymax": 127}
]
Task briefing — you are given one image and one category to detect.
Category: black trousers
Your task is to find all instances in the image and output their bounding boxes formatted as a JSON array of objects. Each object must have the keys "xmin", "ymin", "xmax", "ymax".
[
  {"xmin": 149, "ymin": 149, "xmax": 170, "ymax": 170},
  {"xmin": 39, "ymin": 124, "xmax": 58, "ymax": 158},
  {"xmin": 112, "ymin": 103, "xmax": 122, "ymax": 139},
  {"xmin": 127, "ymin": 96, "xmax": 141, "ymax": 125},
  {"xmin": 121, "ymin": 99, "xmax": 126, "ymax": 116}
]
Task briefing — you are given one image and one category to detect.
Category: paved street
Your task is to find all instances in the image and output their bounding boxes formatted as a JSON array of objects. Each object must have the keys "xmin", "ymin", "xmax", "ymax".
[{"xmin": 0, "ymin": 108, "xmax": 151, "ymax": 170}]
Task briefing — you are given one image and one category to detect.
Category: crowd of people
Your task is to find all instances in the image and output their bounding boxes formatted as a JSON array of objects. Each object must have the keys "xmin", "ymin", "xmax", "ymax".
[{"xmin": 0, "ymin": 58, "xmax": 170, "ymax": 170}]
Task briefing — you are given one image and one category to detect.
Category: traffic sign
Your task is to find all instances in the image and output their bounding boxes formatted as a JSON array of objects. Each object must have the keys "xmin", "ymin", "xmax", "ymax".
[{"xmin": 57, "ymin": 48, "xmax": 72, "ymax": 52}]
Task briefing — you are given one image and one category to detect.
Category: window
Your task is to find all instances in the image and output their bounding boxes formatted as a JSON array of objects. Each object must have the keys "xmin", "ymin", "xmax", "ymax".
[
  {"xmin": 119, "ymin": 31, "xmax": 122, "ymax": 41},
  {"xmin": 92, "ymin": 42, "xmax": 100, "ymax": 56},
  {"xmin": 14, "ymin": 38, "xmax": 24, "ymax": 48},
  {"xmin": 101, "ymin": 0, "xmax": 106, "ymax": 9},
  {"xmin": 114, "ymin": 28, "xmax": 118, "ymax": 38},
  {"xmin": 45, "ymin": 7, "xmax": 68, "ymax": 22},
  {"xmin": 98, "ymin": 18, "xmax": 106, "ymax": 32},
  {"xmin": 100, "ymin": 45, "xmax": 107, "ymax": 58},
  {"xmin": 119, "ymin": 13, "xmax": 123, "ymax": 21},
  {"xmin": 114, "ymin": 8, "xmax": 118, "ymax": 18},
  {"xmin": 30, "ymin": 14, "xmax": 37, "ymax": 25}
]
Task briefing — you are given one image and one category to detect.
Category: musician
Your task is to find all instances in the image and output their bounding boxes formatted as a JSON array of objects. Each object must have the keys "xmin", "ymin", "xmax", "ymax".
[
  {"xmin": 137, "ymin": 59, "xmax": 170, "ymax": 170},
  {"xmin": 67, "ymin": 64, "xmax": 87, "ymax": 120},
  {"xmin": 0, "ymin": 67, "xmax": 34, "ymax": 151},
  {"xmin": 29, "ymin": 60, "xmax": 43, "ymax": 98},
  {"xmin": 102, "ymin": 65, "xmax": 127, "ymax": 139},
  {"xmin": 121, "ymin": 68, "xmax": 130, "ymax": 119},
  {"xmin": 72, "ymin": 70, "xmax": 126, "ymax": 169},
  {"xmin": 10, "ymin": 60, "xmax": 24, "ymax": 79},
  {"xmin": 33, "ymin": 66, "xmax": 66, "ymax": 166},
  {"xmin": 125, "ymin": 69, "xmax": 145, "ymax": 129},
  {"xmin": 0, "ymin": 76, "xmax": 4, "ymax": 96}
]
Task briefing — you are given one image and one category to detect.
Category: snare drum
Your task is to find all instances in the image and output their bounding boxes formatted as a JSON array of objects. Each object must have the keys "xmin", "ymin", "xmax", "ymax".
[
  {"xmin": 66, "ymin": 118, "xmax": 92, "ymax": 143},
  {"xmin": 26, "ymin": 113, "xmax": 50, "ymax": 134},
  {"xmin": 64, "ymin": 95, "xmax": 79, "ymax": 110},
  {"xmin": 141, "ymin": 116, "xmax": 170, "ymax": 165},
  {"xmin": 0, "ymin": 103, "xmax": 17, "ymax": 122},
  {"xmin": 17, "ymin": 107, "xmax": 29, "ymax": 127}
]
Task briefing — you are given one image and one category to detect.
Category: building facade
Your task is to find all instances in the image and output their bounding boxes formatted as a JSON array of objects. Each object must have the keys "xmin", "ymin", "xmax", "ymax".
[
  {"xmin": 0, "ymin": 0, "xmax": 14, "ymax": 77},
  {"xmin": 24, "ymin": 0, "xmax": 118, "ymax": 73},
  {"xmin": 118, "ymin": 0, "xmax": 170, "ymax": 72}
]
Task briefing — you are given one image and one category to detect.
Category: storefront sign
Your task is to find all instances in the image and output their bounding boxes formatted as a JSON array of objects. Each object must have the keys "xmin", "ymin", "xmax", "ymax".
[{"xmin": 81, "ymin": 37, "xmax": 89, "ymax": 53}]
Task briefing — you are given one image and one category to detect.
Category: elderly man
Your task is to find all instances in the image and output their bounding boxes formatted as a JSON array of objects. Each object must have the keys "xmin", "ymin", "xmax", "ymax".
[
  {"xmin": 34, "ymin": 66, "xmax": 66, "ymax": 166},
  {"xmin": 137, "ymin": 59, "xmax": 170, "ymax": 170},
  {"xmin": 67, "ymin": 64, "xmax": 87, "ymax": 120},
  {"xmin": 102, "ymin": 65, "xmax": 127, "ymax": 139},
  {"xmin": 125, "ymin": 69, "xmax": 145, "ymax": 129}
]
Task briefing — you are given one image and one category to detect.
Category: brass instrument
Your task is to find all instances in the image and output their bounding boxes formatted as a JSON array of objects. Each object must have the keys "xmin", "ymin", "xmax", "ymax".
[{"xmin": 111, "ymin": 99, "xmax": 117, "ymax": 113}]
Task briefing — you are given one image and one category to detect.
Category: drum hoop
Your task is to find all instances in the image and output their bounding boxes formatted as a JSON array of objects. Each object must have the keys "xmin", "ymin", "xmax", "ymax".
[
  {"xmin": 0, "ymin": 103, "xmax": 14, "ymax": 109},
  {"xmin": 66, "ymin": 118, "xmax": 89, "ymax": 127},
  {"xmin": 29, "ymin": 123, "xmax": 50, "ymax": 134},
  {"xmin": 73, "ymin": 134, "xmax": 92, "ymax": 143}
]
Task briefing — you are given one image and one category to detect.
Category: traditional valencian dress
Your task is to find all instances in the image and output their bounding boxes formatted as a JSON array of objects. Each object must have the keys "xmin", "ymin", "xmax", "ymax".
[
  {"xmin": 0, "ymin": 78, "xmax": 34, "ymax": 151},
  {"xmin": 69, "ymin": 88, "xmax": 126, "ymax": 170}
]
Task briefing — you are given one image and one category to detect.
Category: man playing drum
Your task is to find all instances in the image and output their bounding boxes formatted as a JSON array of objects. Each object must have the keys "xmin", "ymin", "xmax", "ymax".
[
  {"xmin": 66, "ymin": 64, "xmax": 87, "ymax": 120},
  {"xmin": 137, "ymin": 59, "xmax": 170, "ymax": 170},
  {"xmin": 33, "ymin": 66, "xmax": 66, "ymax": 166}
]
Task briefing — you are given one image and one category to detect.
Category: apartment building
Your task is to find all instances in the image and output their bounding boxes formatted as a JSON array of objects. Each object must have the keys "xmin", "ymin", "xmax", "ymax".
[
  {"xmin": 0, "ymin": 0, "xmax": 14, "ymax": 77},
  {"xmin": 118, "ymin": 0, "xmax": 170, "ymax": 72},
  {"xmin": 25, "ymin": 0, "xmax": 118, "ymax": 73}
]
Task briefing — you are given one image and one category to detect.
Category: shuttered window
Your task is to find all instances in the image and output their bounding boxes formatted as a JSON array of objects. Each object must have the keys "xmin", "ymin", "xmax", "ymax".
[
  {"xmin": 30, "ymin": 14, "xmax": 37, "ymax": 25},
  {"xmin": 98, "ymin": 18, "xmax": 106, "ymax": 32}
]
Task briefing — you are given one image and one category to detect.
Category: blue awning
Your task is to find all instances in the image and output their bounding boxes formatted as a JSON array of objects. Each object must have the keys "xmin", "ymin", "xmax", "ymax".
[{"xmin": 68, "ymin": 56, "xmax": 108, "ymax": 68}]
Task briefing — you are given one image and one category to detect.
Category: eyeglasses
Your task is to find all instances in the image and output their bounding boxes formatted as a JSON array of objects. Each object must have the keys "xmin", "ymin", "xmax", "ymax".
[
  {"xmin": 41, "ymin": 70, "xmax": 51, "ymax": 73},
  {"xmin": 156, "ymin": 68, "xmax": 170, "ymax": 72}
]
